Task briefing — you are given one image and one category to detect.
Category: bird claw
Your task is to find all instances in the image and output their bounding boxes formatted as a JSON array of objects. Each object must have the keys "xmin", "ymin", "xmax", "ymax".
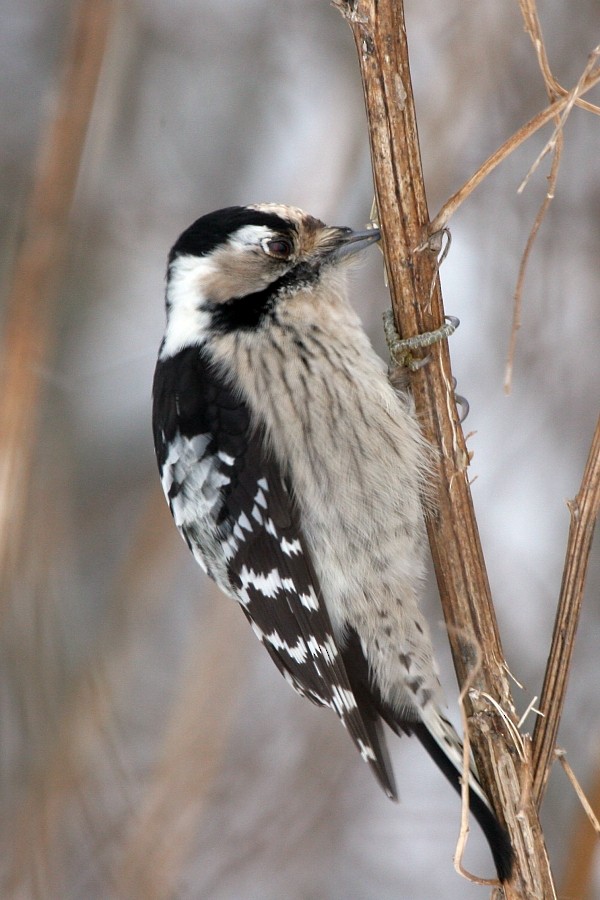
[
  {"xmin": 384, "ymin": 312, "xmax": 468, "ymax": 421},
  {"xmin": 383, "ymin": 311, "xmax": 459, "ymax": 371}
]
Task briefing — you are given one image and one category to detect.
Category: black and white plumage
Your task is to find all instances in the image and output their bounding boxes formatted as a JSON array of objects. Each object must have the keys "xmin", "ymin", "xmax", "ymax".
[{"xmin": 152, "ymin": 204, "xmax": 513, "ymax": 881}]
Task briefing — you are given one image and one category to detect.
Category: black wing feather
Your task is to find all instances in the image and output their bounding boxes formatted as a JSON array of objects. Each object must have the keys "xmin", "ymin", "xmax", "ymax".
[{"xmin": 153, "ymin": 345, "xmax": 397, "ymax": 799}]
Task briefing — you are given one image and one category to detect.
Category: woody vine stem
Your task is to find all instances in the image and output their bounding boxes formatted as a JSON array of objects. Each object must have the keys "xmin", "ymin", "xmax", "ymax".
[{"xmin": 332, "ymin": 1, "xmax": 573, "ymax": 896}]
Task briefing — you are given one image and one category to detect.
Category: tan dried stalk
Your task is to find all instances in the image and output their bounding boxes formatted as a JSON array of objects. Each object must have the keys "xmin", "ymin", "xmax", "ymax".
[
  {"xmin": 505, "ymin": 25, "xmax": 600, "ymax": 390},
  {"xmin": 333, "ymin": 1, "xmax": 556, "ymax": 895},
  {"xmin": 115, "ymin": 589, "xmax": 245, "ymax": 900},
  {"xmin": 532, "ymin": 416, "xmax": 600, "ymax": 804},
  {"xmin": 560, "ymin": 749, "xmax": 600, "ymax": 898},
  {"xmin": 429, "ymin": 54, "xmax": 600, "ymax": 234},
  {"xmin": 0, "ymin": 0, "xmax": 115, "ymax": 612},
  {"xmin": 4, "ymin": 489, "xmax": 172, "ymax": 895},
  {"xmin": 504, "ymin": 0, "xmax": 564, "ymax": 394}
]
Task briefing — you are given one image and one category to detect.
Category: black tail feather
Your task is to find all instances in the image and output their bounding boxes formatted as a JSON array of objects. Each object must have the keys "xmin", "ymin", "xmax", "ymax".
[
  {"xmin": 411, "ymin": 722, "xmax": 514, "ymax": 882},
  {"xmin": 340, "ymin": 628, "xmax": 513, "ymax": 882}
]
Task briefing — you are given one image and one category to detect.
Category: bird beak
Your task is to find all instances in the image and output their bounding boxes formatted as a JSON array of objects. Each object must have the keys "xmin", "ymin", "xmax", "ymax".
[{"xmin": 329, "ymin": 227, "xmax": 381, "ymax": 261}]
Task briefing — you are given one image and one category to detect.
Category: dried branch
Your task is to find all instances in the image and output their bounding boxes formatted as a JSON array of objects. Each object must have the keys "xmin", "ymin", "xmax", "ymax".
[
  {"xmin": 518, "ymin": 0, "xmax": 600, "ymax": 118},
  {"xmin": 429, "ymin": 57, "xmax": 600, "ymax": 233},
  {"xmin": 0, "ymin": 0, "xmax": 115, "ymax": 614},
  {"xmin": 518, "ymin": 45, "xmax": 600, "ymax": 193},
  {"xmin": 504, "ymin": 0, "xmax": 565, "ymax": 393},
  {"xmin": 560, "ymin": 750, "xmax": 600, "ymax": 899},
  {"xmin": 334, "ymin": 1, "xmax": 555, "ymax": 896},
  {"xmin": 503, "ymin": 144, "xmax": 561, "ymax": 394},
  {"xmin": 556, "ymin": 751, "xmax": 600, "ymax": 837},
  {"xmin": 532, "ymin": 416, "xmax": 600, "ymax": 804}
]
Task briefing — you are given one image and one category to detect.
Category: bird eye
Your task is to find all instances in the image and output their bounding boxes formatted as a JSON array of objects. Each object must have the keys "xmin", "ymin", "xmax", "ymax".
[{"xmin": 262, "ymin": 237, "xmax": 293, "ymax": 260}]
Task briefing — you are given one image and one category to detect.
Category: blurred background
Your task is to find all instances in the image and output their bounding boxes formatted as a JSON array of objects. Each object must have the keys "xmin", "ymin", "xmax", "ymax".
[{"xmin": 1, "ymin": 1, "xmax": 599, "ymax": 897}]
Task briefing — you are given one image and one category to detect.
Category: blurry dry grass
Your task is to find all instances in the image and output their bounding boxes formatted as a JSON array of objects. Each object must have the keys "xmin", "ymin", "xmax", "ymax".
[
  {"xmin": 0, "ymin": 0, "xmax": 115, "ymax": 608},
  {"xmin": 2, "ymin": 483, "xmax": 246, "ymax": 897},
  {"xmin": 0, "ymin": 3, "xmax": 245, "ymax": 896}
]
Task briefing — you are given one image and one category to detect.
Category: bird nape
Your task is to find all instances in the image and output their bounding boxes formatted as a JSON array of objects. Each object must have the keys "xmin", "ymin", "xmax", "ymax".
[{"xmin": 152, "ymin": 203, "xmax": 514, "ymax": 882}]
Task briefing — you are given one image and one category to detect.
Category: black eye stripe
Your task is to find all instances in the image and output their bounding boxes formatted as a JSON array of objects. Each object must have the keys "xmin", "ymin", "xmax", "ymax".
[{"xmin": 207, "ymin": 262, "xmax": 319, "ymax": 333}]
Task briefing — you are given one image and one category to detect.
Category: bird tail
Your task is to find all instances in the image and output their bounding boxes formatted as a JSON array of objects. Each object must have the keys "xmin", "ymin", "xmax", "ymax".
[{"xmin": 388, "ymin": 708, "xmax": 514, "ymax": 883}]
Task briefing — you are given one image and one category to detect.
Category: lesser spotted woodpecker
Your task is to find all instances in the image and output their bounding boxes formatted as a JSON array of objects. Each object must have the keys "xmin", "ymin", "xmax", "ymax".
[{"xmin": 152, "ymin": 204, "xmax": 513, "ymax": 881}]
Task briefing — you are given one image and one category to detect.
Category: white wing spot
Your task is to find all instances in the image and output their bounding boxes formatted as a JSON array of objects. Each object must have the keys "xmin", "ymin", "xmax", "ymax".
[
  {"xmin": 299, "ymin": 589, "xmax": 319, "ymax": 611},
  {"xmin": 237, "ymin": 511, "xmax": 253, "ymax": 532},
  {"xmin": 280, "ymin": 536, "xmax": 302, "ymax": 556},
  {"xmin": 330, "ymin": 684, "xmax": 358, "ymax": 714},
  {"xmin": 221, "ymin": 533, "xmax": 239, "ymax": 562},
  {"xmin": 239, "ymin": 564, "xmax": 286, "ymax": 598},
  {"xmin": 254, "ymin": 487, "xmax": 268, "ymax": 509},
  {"xmin": 265, "ymin": 631, "xmax": 308, "ymax": 664},
  {"xmin": 306, "ymin": 634, "xmax": 338, "ymax": 662},
  {"xmin": 358, "ymin": 739, "xmax": 376, "ymax": 762}
]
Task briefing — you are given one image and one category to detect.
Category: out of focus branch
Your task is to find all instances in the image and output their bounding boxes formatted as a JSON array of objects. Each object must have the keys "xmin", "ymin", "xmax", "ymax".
[
  {"xmin": 532, "ymin": 416, "xmax": 600, "ymax": 804},
  {"xmin": 116, "ymin": 588, "xmax": 245, "ymax": 900},
  {"xmin": 560, "ymin": 749, "xmax": 600, "ymax": 899},
  {"xmin": 334, "ymin": 1, "xmax": 555, "ymax": 895},
  {"xmin": 0, "ymin": 0, "xmax": 114, "ymax": 611}
]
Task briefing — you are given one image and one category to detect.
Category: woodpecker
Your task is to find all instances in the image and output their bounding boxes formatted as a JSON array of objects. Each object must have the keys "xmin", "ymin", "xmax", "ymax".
[{"xmin": 152, "ymin": 204, "xmax": 513, "ymax": 881}]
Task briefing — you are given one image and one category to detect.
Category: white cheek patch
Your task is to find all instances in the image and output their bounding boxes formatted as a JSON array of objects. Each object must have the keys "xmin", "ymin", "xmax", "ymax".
[
  {"xmin": 160, "ymin": 255, "xmax": 215, "ymax": 360},
  {"xmin": 229, "ymin": 224, "xmax": 274, "ymax": 249}
]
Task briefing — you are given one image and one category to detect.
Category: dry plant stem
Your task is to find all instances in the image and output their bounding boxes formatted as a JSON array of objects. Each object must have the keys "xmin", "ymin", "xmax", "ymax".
[
  {"xmin": 532, "ymin": 415, "xmax": 600, "ymax": 804},
  {"xmin": 505, "ymin": 0, "xmax": 564, "ymax": 393},
  {"xmin": 4, "ymin": 488, "xmax": 172, "ymax": 895},
  {"xmin": 519, "ymin": 45, "xmax": 600, "ymax": 193},
  {"xmin": 518, "ymin": 0, "xmax": 600, "ymax": 117},
  {"xmin": 0, "ymin": 0, "xmax": 115, "ymax": 611},
  {"xmin": 503, "ymin": 142, "xmax": 561, "ymax": 394},
  {"xmin": 116, "ymin": 591, "xmax": 245, "ymax": 900},
  {"xmin": 429, "ymin": 63, "xmax": 600, "ymax": 233},
  {"xmin": 453, "ymin": 637, "xmax": 497, "ymax": 886},
  {"xmin": 556, "ymin": 751, "xmax": 600, "ymax": 837},
  {"xmin": 334, "ymin": 1, "xmax": 554, "ymax": 895},
  {"xmin": 560, "ymin": 750, "xmax": 600, "ymax": 899}
]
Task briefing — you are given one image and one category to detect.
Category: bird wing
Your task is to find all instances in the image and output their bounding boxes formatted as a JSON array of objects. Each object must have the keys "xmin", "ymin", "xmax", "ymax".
[
  {"xmin": 153, "ymin": 346, "xmax": 397, "ymax": 799},
  {"xmin": 225, "ymin": 414, "xmax": 397, "ymax": 799}
]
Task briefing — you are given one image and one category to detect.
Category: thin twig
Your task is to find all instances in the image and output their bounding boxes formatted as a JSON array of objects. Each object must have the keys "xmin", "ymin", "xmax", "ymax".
[
  {"xmin": 555, "ymin": 751, "xmax": 600, "ymax": 836},
  {"xmin": 429, "ymin": 63, "xmax": 600, "ymax": 233},
  {"xmin": 532, "ymin": 416, "xmax": 600, "ymax": 805},
  {"xmin": 503, "ymin": 145, "xmax": 561, "ymax": 394},
  {"xmin": 517, "ymin": 696, "xmax": 543, "ymax": 731},
  {"xmin": 505, "ymin": 0, "xmax": 565, "ymax": 393},
  {"xmin": 518, "ymin": 0, "xmax": 600, "ymax": 117},
  {"xmin": 518, "ymin": 45, "xmax": 600, "ymax": 193},
  {"xmin": 560, "ymin": 750, "xmax": 600, "ymax": 899}
]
